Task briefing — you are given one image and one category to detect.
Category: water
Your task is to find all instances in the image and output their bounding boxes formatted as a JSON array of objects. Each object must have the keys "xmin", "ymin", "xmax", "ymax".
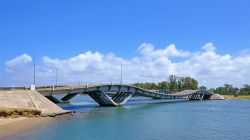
[{"xmin": 8, "ymin": 96, "xmax": 250, "ymax": 140}]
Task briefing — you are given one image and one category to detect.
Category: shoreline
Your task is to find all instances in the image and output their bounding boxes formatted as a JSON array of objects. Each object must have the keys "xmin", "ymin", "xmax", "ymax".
[
  {"xmin": 224, "ymin": 95, "xmax": 250, "ymax": 100},
  {"xmin": 0, "ymin": 96, "xmax": 249, "ymax": 139},
  {"xmin": 0, "ymin": 111, "xmax": 73, "ymax": 139},
  {"xmin": 0, "ymin": 117, "xmax": 55, "ymax": 139}
]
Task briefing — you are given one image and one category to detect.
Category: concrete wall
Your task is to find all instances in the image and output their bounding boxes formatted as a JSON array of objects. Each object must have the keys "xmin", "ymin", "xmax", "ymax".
[{"xmin": 0, "ymin": 90, "xmax": 68, "ymax": 116}]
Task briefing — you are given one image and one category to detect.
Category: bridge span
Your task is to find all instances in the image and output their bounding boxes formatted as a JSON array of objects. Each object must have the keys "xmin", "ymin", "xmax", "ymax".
[{"xmin": 37, "ymin": 85, "xmax": 213, "ymax": 107}]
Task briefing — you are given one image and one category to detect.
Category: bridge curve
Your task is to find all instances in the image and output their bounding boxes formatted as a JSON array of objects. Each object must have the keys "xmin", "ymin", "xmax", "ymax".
[{"xmin": 38, "ymin": 85, "xmax": 213, "ymax": 107}]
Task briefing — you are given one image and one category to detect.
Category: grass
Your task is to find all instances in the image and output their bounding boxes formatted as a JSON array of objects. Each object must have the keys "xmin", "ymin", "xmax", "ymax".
[
  {"xmin": 224, "ymin": 95, "xmax": 250, "ymax": 100},
  {"xmin": 0, "ymin": 108, "xmax": 41, "ymax": 118}
]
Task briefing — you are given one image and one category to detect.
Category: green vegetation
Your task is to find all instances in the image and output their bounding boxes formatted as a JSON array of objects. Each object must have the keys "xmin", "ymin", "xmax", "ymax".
[
  {"xmin": 132, "ymin": 75, "xmax": 250, "ymax": 97},
  {"xmin": 0, "ymin": 108, "xmax": 41, "ymax": 118},
  {"xmin": 36, "ymin": 74, "xmax": 250, "ymax": 96},
  {"xmin": 209, "ymin": 84, "xmax": 250, "ymax": 96},
  {"xmin": 133, "ymin": 75, "xmax": 198, "ymax": 92}
]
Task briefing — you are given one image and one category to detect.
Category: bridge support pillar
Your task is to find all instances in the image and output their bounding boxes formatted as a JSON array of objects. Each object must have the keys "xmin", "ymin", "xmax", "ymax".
[
  {"xmin": 45, "ymin": 95, "xmax": 64, "ymax": 103},
  {"xmin": 61, "ymin": 93, "xmax": 79, "ymax": 102},
  {"xmin": 188, "ymin": 91, "xmax": 212, "ymax": 100},
  {"xmin": 88, "ymin": 91, "xmax": 134, "ymax": 107}
]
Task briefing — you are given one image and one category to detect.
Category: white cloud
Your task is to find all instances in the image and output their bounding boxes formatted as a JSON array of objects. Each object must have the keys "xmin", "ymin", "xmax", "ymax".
[
  {"xmin": 6, "ymin": 53, "xmax": 32, "ymax": 67},
  {"xmin": 138, "ymin": 43, "xmax": 190, "ymax": 58},
  {"xmin": 4, "ymin": 54, "xmax": 33, "ymax": 86},
  {"xmin": 201, "ymin": 42, "xmax": 216, "ymax": 52},
  {"xmin": 3, "ymin": 43, "xmax": 250, "ymax": 88}
]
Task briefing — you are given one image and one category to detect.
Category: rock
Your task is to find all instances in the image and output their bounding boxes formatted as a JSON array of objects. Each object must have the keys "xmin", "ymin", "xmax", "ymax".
[{"xmin": 210, "ymin": 94, "xmax": 225, "ymax": 100}]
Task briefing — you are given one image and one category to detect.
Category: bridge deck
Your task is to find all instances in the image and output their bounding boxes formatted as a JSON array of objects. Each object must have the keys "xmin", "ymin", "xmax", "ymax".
[
  {"xmin": 38, "ymin": 86, "xmax": 199, "ymax": 97},
  {"xmin": 38, "ymin": 85, "xmax": 212, "ymax": 101}
]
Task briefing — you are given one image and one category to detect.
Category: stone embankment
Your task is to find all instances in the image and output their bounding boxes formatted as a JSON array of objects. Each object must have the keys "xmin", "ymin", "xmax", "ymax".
[{"xmin": 0, "ymin": 90, "xmax": 69, "ymax": 118}]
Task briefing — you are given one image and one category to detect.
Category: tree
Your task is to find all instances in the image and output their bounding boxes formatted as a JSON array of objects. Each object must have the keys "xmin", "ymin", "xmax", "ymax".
[
  {"xmin": 234, "ymin": 88, "xmax": 239, "ymax": 97},
  {"xmin": 239, "ymin": 84, "xmax": 250, "ymax": 95},
  {"xmin": 177, "ymin": 77, "xmax": 185, "ymax": 92},
  {"xmin": 168, "ymin": 75, "xmax": 178, "ymax": 92},
  {"xmin": 158, "ymin": 81, "xmax": 168, "ymax": 90},
  {"xmin": 199, "ymin": 86, "xmax": 207, "ymax": 91},
  {"xmin": 213, "ymin": 84, "xmax": 239, "ymax": 95},
  {"xmin": 224, "ymin": 84, "xmax": 237, "ymax": 95},
  {"xmin": 208, "ymin": 88, "xmax": 215, "ymax": 93},
  {"xmin": 214, "ymin": 87, "xmax": 225, "ymax": 95},
  {"xmin": 133, "ymin": 80, "xmax": 250, "ymax": 96},
  {"xmin": 182, "ymin": 77, "xmax": 198, "ymax": 90},
  {"xmin": 149, "ymin": 83, "xmax": 158, "ymax": 90}
]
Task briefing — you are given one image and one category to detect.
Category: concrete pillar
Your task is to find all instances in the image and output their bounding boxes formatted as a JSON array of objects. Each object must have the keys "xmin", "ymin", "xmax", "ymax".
[{"xmin": 30, "ymin": 84, "xmax": 36, "ymax": 91}]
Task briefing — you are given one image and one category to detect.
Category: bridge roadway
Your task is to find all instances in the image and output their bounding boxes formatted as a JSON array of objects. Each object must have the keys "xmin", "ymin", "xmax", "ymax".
[{"xmin": 37, "ymin": 85, "xmax": 213, "ymax": 107}]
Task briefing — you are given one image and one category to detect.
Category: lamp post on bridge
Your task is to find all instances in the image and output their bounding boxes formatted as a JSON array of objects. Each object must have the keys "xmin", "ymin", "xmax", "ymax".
[
  {"xmin": 55, "ymin": 68, "xmax": 58, "ymax": 88},
  {"xmin": 120, "ymin": 62, "xmax": 123, "ymax": 85},
  {"xmin": 33, "ymin": 54, "xmax": 36, "ymax": 86},
  {"xmin": 30, "ymin": 53, "xmax": 36, "ymax": 91}
]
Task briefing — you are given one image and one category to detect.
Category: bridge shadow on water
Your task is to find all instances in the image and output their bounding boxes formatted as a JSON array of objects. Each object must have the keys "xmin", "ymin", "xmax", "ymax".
[
  {"xmin": 57, "ymin": 98, "xmax": 210, "ymax": 122},
  {"xmin": 58, "ymin": 95, "xmax": 207, "ymax": 113}
]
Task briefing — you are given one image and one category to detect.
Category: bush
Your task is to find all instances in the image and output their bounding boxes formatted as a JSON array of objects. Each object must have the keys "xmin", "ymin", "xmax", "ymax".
[{"xmin": 0, "ymin": 108, "xmax": 41, "ymax": 118}]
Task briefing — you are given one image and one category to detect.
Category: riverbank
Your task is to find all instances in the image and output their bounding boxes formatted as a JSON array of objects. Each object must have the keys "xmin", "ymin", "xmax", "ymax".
[
  {"xmin": 0, "ymin": 107, "xmax": 41, "ymax": 118},
  {"xmin": 0, "ymin": 90, "xmax": 69, "ymax": 116},
  {"xmin": 0, "ymin": 89, "xmax": 72, "ymax": 139},
  {"xmin": 0, "ymin": 117, "xmax": 54, "ymax": 139},
  {"xmin": 224, "ymin": 95, "xmax": 250, "ymax": 100}
]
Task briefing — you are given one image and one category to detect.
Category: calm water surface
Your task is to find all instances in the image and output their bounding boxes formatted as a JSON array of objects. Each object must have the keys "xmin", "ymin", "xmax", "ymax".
[{"xmin": 8, "ymin": 96, "xmax": 250, "ymax": 140}]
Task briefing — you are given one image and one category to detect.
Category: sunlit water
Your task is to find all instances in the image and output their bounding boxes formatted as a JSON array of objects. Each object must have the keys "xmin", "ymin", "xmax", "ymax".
[{"xmin": 7, "ymin": 96, "xmax": 250, "ymax": 140}]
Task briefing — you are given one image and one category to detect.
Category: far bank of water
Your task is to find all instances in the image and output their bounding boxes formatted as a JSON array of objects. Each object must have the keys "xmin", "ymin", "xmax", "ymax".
[{"xmin": 5, "ymin": 96, "xmax": 250, "ymax": 140}]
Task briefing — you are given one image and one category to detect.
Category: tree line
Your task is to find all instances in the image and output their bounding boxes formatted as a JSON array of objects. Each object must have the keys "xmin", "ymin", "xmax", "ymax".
[
  {"xmin": 132, "ymin": 75, "xmax": 198, "ymax": 92},
  {"xmin": 132, "ymin": 75, "xmax": 250, "ymax": 95},
  {"xmin": 209, "ymin": 84, "xmax": 250, "ymax": 96}
]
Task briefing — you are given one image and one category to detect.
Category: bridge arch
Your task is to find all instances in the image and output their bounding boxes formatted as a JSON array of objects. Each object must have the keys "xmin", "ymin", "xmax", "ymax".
[{"xmin": 38, "ymin": 85, "xmax": 213, "ymax": 106}]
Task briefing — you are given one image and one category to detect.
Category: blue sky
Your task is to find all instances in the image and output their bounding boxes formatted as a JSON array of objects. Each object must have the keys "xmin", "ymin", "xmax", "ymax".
[{"xmin": 0, "ymin": 0, "xmax": 250, "ymax": 87}]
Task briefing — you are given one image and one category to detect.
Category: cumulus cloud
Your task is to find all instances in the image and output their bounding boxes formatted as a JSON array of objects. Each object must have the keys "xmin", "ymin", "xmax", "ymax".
[
  {"xmin": 201, "ymin": 42, "xmax": 216, "ymax": 52},
  {"xmin": 6, "ymin": 53, "xmax": 32, "ymax": 67},
  {"xmin": 3, "ymin": 43, "xmax": 250, "ymax": 87},
  {"xmin": 4, "ymin": 54, "xmax": 33, "ymax": 86},
  {"xmin": 138, "ymin": 43, "xmax": 190, "ymax": 58}
]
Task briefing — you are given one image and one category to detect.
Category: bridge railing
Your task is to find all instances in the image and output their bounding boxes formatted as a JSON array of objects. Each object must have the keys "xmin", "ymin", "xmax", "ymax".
[
  {"xmin": 35, "ymin": 83, "xmax": 175, "ymax": 95},
  {"xmin": 36, "ymin": 82, "xmax": 134, "ymax": 90},
  {"xmin": 0, "ymin": 87, "xmax": 28, "ymax": 91}
]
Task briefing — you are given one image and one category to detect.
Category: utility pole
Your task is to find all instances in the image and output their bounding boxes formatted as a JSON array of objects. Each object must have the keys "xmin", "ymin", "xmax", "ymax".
[
  {"xmin": 55, "ymin": 68, "xmax": 58, "ymax": 87},
  {"xmin": 33, "ymin": 54, "xmax": 36, "ymax": 86},
  {"xmin": 120, "ymin": 62, "xmax": 123, "ymax": 85}
]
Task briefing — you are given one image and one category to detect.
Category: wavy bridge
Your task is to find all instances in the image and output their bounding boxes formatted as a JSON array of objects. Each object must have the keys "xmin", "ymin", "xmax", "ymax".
[{"xmin": 38, "ymin": 85, "xmax": 213, "ymax": 107}]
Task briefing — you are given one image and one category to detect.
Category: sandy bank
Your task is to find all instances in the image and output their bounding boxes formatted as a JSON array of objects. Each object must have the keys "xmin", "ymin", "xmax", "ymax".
[
  {"xmin": 224, "ymin": 95, "xmax": 250, "ymax": 100},
  {"xmin": 210, "ymin": 94, "xmax": 225, "ymax": 100},
  {"xmin": 0, "ymin": 117, "xmax": 54, "ymax": 139}
]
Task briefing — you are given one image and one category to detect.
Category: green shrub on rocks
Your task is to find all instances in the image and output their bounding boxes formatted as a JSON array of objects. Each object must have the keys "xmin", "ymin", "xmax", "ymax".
[{"xmin": 0, "ymin": 108, "xmax": 41, "ymax": 118}]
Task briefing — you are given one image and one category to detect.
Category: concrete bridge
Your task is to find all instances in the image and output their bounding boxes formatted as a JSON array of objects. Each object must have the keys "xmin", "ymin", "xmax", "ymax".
[{"xmin": 37, "ymin": 85, "xmax": 213, "ymax": 107}]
